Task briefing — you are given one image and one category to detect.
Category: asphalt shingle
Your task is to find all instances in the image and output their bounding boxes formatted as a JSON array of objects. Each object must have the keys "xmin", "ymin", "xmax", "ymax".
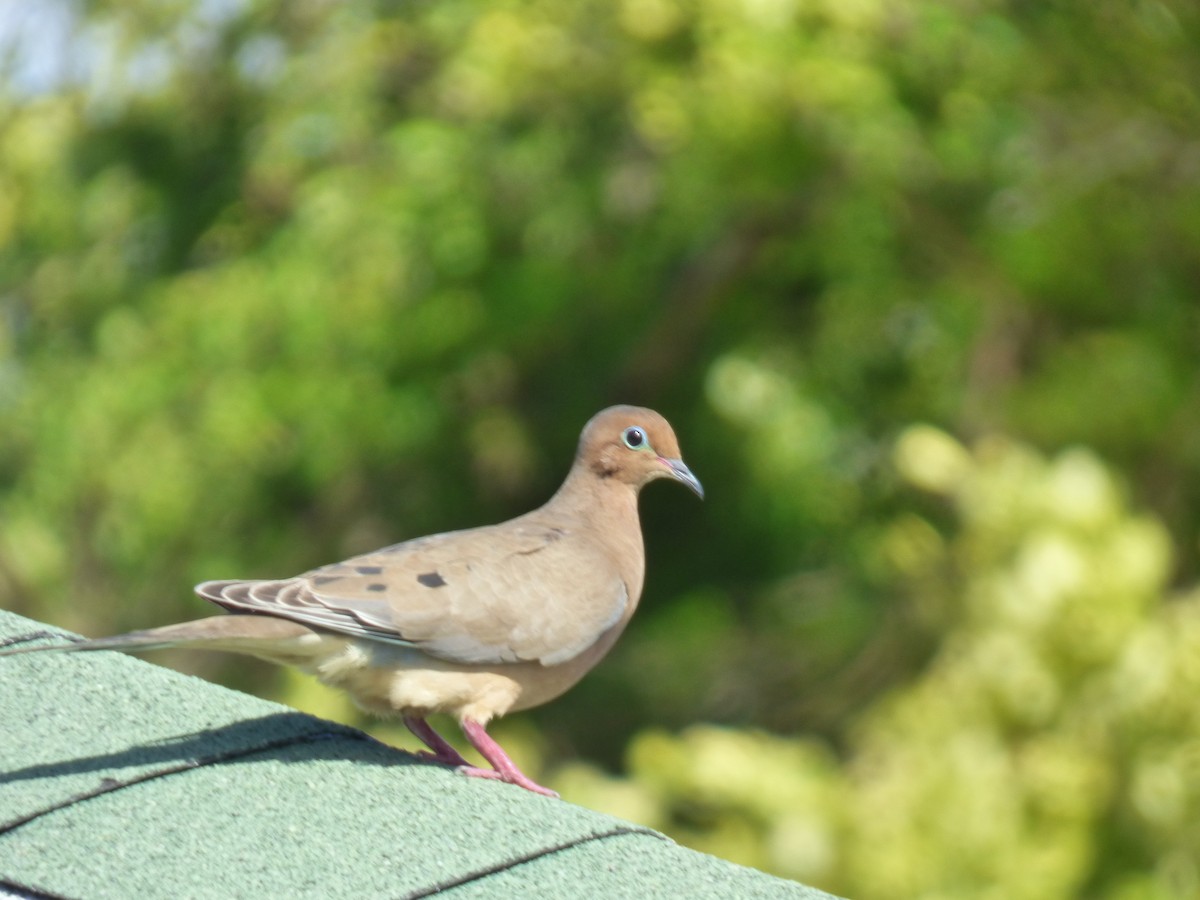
[{"xmin": 0, "ymin": 610, "xmax": 838, "ymax": 898}]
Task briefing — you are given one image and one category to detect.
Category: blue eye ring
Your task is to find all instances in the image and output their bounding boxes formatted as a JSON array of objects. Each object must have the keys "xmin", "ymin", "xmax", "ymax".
[{"xmin": 622, "ymin": 426, "xmax": 646, "ymax": 450}]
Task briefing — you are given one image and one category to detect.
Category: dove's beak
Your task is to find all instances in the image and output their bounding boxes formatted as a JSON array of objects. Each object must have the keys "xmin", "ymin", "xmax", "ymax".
[{"xmin": 661, "ymin": 457, "xmax": 704, "ymax": 499}]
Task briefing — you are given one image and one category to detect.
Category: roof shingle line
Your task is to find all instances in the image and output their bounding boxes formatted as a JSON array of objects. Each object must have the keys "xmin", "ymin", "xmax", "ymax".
[
  {"xmin": 399, "ymin": 824, "xmax": 668, "ymax": 899},
  {"xmin": 0, "ymin": 729, "xmax": 359, "ymax": 836},
  {"xmin": 0, "ymin": 875, "xmax": 73, "ymax": 899}
]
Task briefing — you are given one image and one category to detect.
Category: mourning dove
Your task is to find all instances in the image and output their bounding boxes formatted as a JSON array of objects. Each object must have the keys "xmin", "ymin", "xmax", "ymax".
[{"xmin": 0, "ymin": 405, "xmax": 702, "ymax": 797}]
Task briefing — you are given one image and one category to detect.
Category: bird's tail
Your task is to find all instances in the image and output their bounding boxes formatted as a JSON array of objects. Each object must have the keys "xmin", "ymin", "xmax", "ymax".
[{"xmin": 0, "ymin": 615, "xmax": 322, "ymax": 665}]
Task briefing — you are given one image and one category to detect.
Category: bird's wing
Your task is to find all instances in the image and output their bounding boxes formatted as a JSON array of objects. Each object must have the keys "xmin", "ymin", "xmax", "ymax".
[{"xmin": 197, "ymin": 518, "xmax": 630, "ymax": 667}]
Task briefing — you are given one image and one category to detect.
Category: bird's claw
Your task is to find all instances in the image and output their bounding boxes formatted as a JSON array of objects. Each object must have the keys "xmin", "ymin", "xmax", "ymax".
[{"xmin": 456, "ymin": 764, "xmax": 559, "ymax": 798}]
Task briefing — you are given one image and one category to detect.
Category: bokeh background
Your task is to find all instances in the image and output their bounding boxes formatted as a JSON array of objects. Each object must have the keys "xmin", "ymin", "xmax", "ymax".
[{"xmin": 3, "ymin": 1, "xmax": 1200, "ymax": 896}]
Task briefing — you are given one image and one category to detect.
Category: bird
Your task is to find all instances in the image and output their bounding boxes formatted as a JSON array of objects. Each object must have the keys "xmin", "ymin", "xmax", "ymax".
[{"xmin": 0, "ymin": 405, "xmax": 702, "ymax": 797}]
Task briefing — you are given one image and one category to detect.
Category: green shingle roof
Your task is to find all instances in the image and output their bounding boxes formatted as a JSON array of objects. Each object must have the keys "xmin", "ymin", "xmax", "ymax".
[{"xmin": 0, "ymin": 610, "xmax": 837, "ymax": 899}]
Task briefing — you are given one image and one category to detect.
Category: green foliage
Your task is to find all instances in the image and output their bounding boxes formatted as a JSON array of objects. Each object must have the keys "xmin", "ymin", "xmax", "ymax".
[{"xmin": 2, "ymin": 0, "xmax": 1199, "ymax": 894}]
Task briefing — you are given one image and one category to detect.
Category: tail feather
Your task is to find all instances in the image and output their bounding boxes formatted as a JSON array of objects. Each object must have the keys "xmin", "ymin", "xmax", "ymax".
[{"xmin": 0, "ymin": 615, "xmax": 324, "ymax": 664}]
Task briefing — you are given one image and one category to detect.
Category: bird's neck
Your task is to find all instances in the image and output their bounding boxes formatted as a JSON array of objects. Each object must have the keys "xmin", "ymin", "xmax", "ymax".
[
  {"xmin": 543, "ymin": 466, "xmax": 646, "ymax": 598},
  {"xmin": 548, "ymin": 464, "xmax": 641, "ymax": 520}
]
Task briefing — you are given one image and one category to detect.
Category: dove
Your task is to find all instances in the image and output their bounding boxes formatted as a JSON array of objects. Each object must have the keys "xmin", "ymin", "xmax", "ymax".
[{"xmin": 0, "ymin": 405, "xmax": 702, "ymax": 797}]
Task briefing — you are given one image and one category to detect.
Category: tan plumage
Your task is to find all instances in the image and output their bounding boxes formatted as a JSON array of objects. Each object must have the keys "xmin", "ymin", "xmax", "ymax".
[{"xmin": 0, "ymin": 405, "xmax": 702, "ymax": 796}]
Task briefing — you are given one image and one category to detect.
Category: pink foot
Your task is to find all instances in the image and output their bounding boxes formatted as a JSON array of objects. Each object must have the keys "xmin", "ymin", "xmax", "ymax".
[
  {"xmin": 403, "ymin": 715, "xmax": 471, "ymax": 768},
  {"xmin": 460, "ymin": 719, "xmax": 559, "ymax": 798}
]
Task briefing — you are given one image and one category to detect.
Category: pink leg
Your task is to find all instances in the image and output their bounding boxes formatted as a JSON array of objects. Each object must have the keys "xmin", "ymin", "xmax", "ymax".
[
  {"xmin": 458, "ymin": 719, "xmax": 559, "ymax": 798},
  {"xmin": 403, "ymin": 715, "xmax": 471, "ymax": 768}
]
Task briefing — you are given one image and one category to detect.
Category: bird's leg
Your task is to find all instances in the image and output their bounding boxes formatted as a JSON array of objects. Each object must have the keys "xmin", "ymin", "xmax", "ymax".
[
  {"xmin": 403, "ymin": 715, "xmax": 471, "ymax": 768},
  {"xmin": 457, "ymin": 719, "xmax": 559, "ymax": 798}
]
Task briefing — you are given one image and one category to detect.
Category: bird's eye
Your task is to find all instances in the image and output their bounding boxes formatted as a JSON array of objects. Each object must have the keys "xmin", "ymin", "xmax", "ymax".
[{"xmin": 622, "ymin": 426, "xmax": 646, "ymax": 449}]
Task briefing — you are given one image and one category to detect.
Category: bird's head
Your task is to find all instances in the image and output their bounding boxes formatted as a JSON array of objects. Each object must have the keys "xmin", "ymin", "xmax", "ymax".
[{"xmin": 577, "ymin": 405, "xmax": 704, "ymax": 499}]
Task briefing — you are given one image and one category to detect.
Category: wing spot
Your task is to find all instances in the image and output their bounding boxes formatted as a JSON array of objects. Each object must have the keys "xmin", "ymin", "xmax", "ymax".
[
  {"xmin": 312, "ymin": 575, "xmax": 343, "ymax": 586},
  {"xmin": 417, "ymin": 572, "xmax": 447, "ymax": 588},
  {"xmin": 355, "ymin": 565, "xmax": 383, "ymax": 575},
  {"xmin": 367, "ymin": 583, "xmax": 388, "ymax": 592}
]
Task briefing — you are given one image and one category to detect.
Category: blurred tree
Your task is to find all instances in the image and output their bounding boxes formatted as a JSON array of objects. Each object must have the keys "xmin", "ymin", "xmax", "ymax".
[{"xmin": 2, "ymin": 0, "xmax": 1199, "ymax": 893}]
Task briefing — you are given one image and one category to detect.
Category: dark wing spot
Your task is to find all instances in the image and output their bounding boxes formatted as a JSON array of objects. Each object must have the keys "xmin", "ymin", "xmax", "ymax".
[
  {"xmin": 367, "ymin": 583, "xmax": 388, "ymax": 592},
  {"xmin": 312, "ymin": 575, "xmax": 343, "ymax": 586},
  {"xmin": 417, "ymin": 572, "xmax": 447, "ymax": 588},
  {"xmin": 355, "ymin": 565, "xmax": 383, "ymax": 575}
]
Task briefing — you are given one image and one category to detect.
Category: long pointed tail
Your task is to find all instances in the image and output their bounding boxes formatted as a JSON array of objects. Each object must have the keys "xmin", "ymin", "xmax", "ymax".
[{"xmin": 0, "ymin": 615, "xmax": 323, "ymax": 664}]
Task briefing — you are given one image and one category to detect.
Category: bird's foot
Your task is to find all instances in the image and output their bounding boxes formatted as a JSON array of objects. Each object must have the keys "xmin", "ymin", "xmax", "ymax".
[
  {"xmin": 414, "ymin": 747, "xmax": 472, "ymax": 768},
  {"xmin": 403, "ymin": 715, "xmax": 472, "ymax": 768},
  {"xmin": 458, "ymin": 718, "xmax": 560, "ymax": 797},
  {"xmin": 456, "ymin": 764, "xmax": 560, "ymax": 798}
]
